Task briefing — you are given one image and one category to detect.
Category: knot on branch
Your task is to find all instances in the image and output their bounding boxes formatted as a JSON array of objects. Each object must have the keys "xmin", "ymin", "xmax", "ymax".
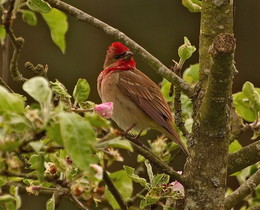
[{"xmin": 212, "ymin": 33, "xmax": 235, "ymax": 54}]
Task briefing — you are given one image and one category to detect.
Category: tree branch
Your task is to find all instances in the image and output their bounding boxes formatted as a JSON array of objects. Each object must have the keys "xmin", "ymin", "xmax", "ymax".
[
  {"xmin": 103, "ymin": 170, "xmax": 128, "ymax": 210},
  {"xmin": 224, "ymin": 168, "xmax": 260, "ymax": 210},
  {"xmin": 44, "ymin": 0, "xmax": 192, "ymax": 97},
  {"xmin": 228, "ymin": 140, "xmax": 260, "ymax": 175},
  {"xmin": 126, "ymin": 137, "xmax": 184, "ymax": 185}
]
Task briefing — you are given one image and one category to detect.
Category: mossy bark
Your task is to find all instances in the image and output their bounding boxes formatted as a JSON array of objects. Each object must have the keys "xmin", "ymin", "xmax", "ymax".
[{"xmin": 183, "ymin": 0, "xmax": 235, "ymax": 209}]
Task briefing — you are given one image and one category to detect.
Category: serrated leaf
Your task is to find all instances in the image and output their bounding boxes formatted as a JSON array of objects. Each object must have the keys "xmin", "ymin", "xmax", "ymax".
[
  {"xmin": 46, "ymin": 193, "xmax": 55, "ymax": 210},
  {"xmin": 0, "ymin": 25, "xmax": 6, "ymax": 42},
  {"xmin": 0, "ymin": 86, "xmax": 25, "ymax": 114},
  {"xmin": 42, "ymin": 9, "xmax": 68, "ymax": 53},
  {"xmin": 105, "ymin": 170, "xmax": 132, "ymax": 209},
  {"xmin": 59, "ymin": 112, "xmax": 98, "ymax": 171},
  {"xmin": 151, "ymin": 174, "xmax": 170, "ymax": 187},
  {"xmin": 229, "ymin": 140, "xmax": 242, "ymax": 154},
  {"xmin": 183, "ymin": 63, "xmax": 199, "ymax": 85},
  {"xmin": 178, "ymin": 37, "xmax": 196, "ymax": 62},
  {"xmin": 27, "ymin": 0, "xmax": 51, "ymax": 13},
  {"xmin": 123, "ymin": 166, "xmax": 148, "ymax": 188},
  {"xmin": 97, "ymin": 137, "xmax": 133, "ymax": 152},
  {"xmin": 73, "ymin": 79, "xmax": 90, "ymax": 104},
  {"xmin": 50, "ymin": 79, "xmax": 71, "ymax": 106},
  {"xmin": 22, "ymin": 10, "xmax": 37, "ymax": 26},
  {"xmin": 22, "ymin": 77, "xmax": 51, "ymax": 104},
  {"xmin": 242, "ymin": 82, "xmax": 260, "ymax": 115},
  {"xmin": 29, "ymin": 154, "xmax": 45, "ymax": 181},
  {"xmin": 233, "ymin": 90, "xmax": 260, "ymax": 122}
]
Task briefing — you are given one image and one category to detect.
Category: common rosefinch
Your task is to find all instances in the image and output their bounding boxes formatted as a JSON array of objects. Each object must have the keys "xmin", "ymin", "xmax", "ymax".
[{"xmin": 97, "ymin": 42, "xmax": 189, "ymax": 156}]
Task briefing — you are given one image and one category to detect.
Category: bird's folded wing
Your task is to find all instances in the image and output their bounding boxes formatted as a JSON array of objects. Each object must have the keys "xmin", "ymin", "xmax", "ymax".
[{"xmin": 117, "ymin": 69, "xmax": 173, "ymax": 133}]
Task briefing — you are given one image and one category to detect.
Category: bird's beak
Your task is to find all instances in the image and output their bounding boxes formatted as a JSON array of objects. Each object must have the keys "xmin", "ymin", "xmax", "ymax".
[{"xmin": 123, "ymin": 51, "xmax": 133, "ymax": 61}]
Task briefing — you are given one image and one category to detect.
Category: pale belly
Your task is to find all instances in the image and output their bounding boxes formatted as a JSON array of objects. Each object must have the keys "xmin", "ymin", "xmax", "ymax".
[{"xmin": 98, "ymin": 72, "xmax": 155, "ymax": 132}]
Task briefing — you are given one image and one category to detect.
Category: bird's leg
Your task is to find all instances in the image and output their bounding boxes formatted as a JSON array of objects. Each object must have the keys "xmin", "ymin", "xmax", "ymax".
[{"xmin": 121, "ymin": 123, "xmax": 136, "ymax": 137}]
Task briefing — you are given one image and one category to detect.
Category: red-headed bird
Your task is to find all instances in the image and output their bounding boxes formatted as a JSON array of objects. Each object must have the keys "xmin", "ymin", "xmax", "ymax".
[{"xmin": 97, "ymin": 42, "xmax": 189, "ymax": 156}]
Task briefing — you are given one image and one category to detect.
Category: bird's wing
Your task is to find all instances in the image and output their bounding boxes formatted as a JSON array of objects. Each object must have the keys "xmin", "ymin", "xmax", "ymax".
[{"xmin": 117, "ymin": 69, "xmax": 173, "ymax": 133}]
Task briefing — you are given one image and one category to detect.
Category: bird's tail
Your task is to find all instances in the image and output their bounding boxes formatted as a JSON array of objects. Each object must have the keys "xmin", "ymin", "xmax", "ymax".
[{"xmin": 165, "ymin": 128, "xmax": 189, "ymax": 157}]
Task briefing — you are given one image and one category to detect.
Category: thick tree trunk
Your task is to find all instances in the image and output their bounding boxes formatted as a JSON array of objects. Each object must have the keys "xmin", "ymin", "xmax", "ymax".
[{"xmin": 183, "ymin": 0, "xmax": 235, "ymax": 209}]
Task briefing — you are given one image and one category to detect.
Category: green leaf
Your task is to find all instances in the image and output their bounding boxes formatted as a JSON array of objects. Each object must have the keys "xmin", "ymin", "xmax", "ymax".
[
  {"xmin": 26, "ymin": 0, "xmax": 52, "ymax": 13},
  {"xmin": 105, "ymin": 170, "xmax": 132, "ymax": 209},
  {"xmin": 0, "ymin": 140, "xmax": 21, "ymax": 152},
  {"xmin": 84, "ymin": 112, "xmax": 111, "ymax": 128},
  {"xmin": 160, "ymin": 78, "xmax": 174, "ymax": 103},
  {"xmin": 0, "ymin": 195, "xmax": 16, "ymax": 203},
  {"xmin": 97, "ymin": 137, "xmax": 133, "ymax": 152},
  {"xmin": 182, "ymin": 0, "xmax": 201, "ymax": 12},
  {"xmin": 42, "ymin": 9, "xmax": 68, "ymax": 53},
  {"xmin": 233, "ymin": 89, "xmax": 260, "ymax": 122},
  {"xmin": 229, "ymin": 140, "xmax": 242, "ymax": 154},
  {"xmin": 0, "ymin": 86, "xmax": 25, "ymax": 114},
  {"xmin": 140, "ymin": 187, "xmax": 163, "ymax": 209},
  {"xmin": 73, "ymin": 79, "xmax": 90, "ymax": 104},
  {"xmin": 183, "ymin": 63, "xmax": 199, "ymax": 85},
  {"xmin": 10, "ymin": 186, "xmax": 21, "ymax": 209},
  {"xmin": 5, "ymin": 202, "xmax": 15, "ymax": 210},
  {"xmin": 123, "ymin": 166, "xmax": 148, "ymax": 188},
  {"xmin": 29, "ymin": 154, "xmax": 45, "ymax": 181},
  {"xmin": 145, "ymin": 160, "xmax": 154, "ymax": 183},
  {"xmin": 0, "ymin": 25, "xmax": 6, "ymax": 42},
  {"xmin": 151, "ymin": 174, "xmax": 170, "ymax": 187},
  {"xmin": 59, "ymin": 112, "xmax": 98, "ymax": 171},
  {"xmin": 22, "ymin": 10, "xmax": 37, "ymax": 26},
  {"xmin": 0, "ymin": 177, "xmax": 7, "ymax": 187},
  {"xmin": 242, "ymin": 82, "xmax": 260, "ymax": 115},
  {"xmin": 46, "ymin": 193, "xmax": 55, "ymax": 210},
  {"xmin": 22, "ymin": 77, "xmax": 51, "ymax": 104},
  {"xmin": 46, "ymin": 123, "xmax": 63, "ymax": 146},
  {"xmin": 178, "ymin": 37, "xmax": 196, "ymax": 62},
  {"xmin": 50, "ymin": 79, "xmax": 71, "ymax": 106}
]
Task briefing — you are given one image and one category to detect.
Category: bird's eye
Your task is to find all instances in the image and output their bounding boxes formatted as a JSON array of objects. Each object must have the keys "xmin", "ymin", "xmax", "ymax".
[
  {"xmin": 114, "ymin": 52, "xmax": 126, "ymax": 59},
  {"xmin": 114, "ymin": 54, "xmax": 121, "ymax": 59}
]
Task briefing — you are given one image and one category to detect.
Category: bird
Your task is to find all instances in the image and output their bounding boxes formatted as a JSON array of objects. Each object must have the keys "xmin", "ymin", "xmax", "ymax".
[{"xmin": 97, "ymin": 42, "xmax": 189, "ymax": 156}]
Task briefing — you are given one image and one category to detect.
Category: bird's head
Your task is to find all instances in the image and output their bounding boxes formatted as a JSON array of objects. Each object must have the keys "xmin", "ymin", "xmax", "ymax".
[{"xmin": 103, "ymin": 42, "xmax": 136, "ymax": 70}]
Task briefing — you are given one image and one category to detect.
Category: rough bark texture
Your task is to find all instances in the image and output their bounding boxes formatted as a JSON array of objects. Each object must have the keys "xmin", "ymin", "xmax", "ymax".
[{"xmin": 183, "ymin": 0, "xmax": 235, "ymax": 209}]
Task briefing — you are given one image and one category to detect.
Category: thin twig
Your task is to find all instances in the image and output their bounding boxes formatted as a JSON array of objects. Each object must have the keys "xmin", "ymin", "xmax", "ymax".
[
  {"xmin": 103, "ymin": 170, "xmax": 128, "ymax": 210},
  {"xmin": 3, "ymin": 0, "xmax": 27, "ymax": 83},
  {"xmin": 224, "ymin": 168, "xmax": 260, "ymax": 210},
  {"xmin": 125, "ymin": 136, "xmax": 185, "ymax": 185},
  {"xmin": 174, "ymin": 86, "xmax": 189, "ymax": 137},
  {"xmin": 44, "ymin": 0, "xmax": 192, "ymax": 97},
  {"xmin": 0, "ymin": 76, "xmax": 14, "ymax": 92},
  {"xmin": 70, "ymin": 194, "xmax": 89, "ymax": 210}
]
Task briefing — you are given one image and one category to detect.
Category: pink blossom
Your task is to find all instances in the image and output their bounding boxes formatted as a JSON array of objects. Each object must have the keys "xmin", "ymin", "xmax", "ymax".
[
  {"xmin": 94, "ymin": 102, "xmax": 113, "ymax": 118},
  {"xmin": 170, "ymin": 171, "xmax": 184, "ymax": 195},
  {"xmin": 171, "ymin": 181, "xmax": 184, "ymax": 195}
]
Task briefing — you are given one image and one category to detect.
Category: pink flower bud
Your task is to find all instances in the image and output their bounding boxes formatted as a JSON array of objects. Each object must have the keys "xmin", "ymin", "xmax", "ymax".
[{"xmin": 94, "ymin": 102, "xmax": 113, "ymax": 118}]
